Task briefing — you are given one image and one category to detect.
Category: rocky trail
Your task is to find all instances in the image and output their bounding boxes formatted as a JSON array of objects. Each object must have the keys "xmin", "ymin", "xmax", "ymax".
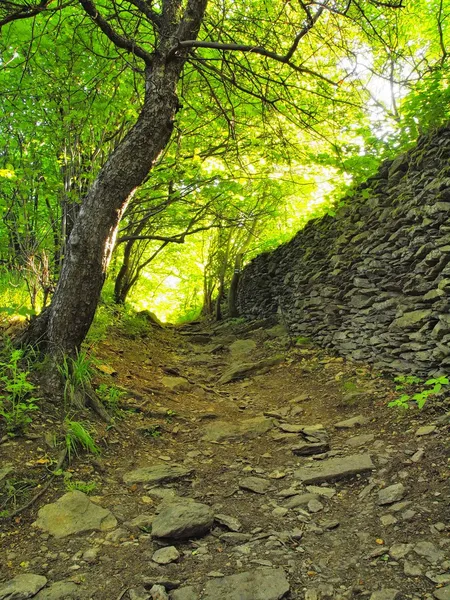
[{"xmin": 1, "ymin": 318, "xmax": 449, "ymax": 600}]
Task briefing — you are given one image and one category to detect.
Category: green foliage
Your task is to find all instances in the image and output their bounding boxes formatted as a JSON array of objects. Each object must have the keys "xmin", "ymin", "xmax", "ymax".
[
  {"xmin": 0, "ymin": 348, "xmax": 39, "ymax": 434},
  {"xmin": 64, "ymin": 420, "xmax": 100, "ymax": 461},
  {"xmin": 141, "ymin": 424, "xmax": 162, "ymax": 439},
  {"xmin": 58, "ymin": 351, "xmax": 94, "ymax": 409},
  {"xmin": 96, "ymin": 384, "xmax": 125, "ymax": 411},
  {"xmin": 63, "ymin": 472, "xmax": 97, "ymax": 494},
  {"xmin": 389, "ymin": 375, "xmax": 449, "ymax": 409}
]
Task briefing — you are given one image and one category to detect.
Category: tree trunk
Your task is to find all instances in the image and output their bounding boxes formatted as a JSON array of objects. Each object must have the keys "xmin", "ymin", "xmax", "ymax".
[
  {"xmin": 228, "ymin": 252, "xmax": 243, "ymax": 317},
  {"xmin": 23, "ymin": 61, "xmax": 184, "ymax": 354}
]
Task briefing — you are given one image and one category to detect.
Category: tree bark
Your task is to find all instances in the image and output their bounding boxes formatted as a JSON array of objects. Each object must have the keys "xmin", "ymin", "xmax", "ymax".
[{"xmin": 22, "ymin": 0, "xmax": 209, "ymax": 354}]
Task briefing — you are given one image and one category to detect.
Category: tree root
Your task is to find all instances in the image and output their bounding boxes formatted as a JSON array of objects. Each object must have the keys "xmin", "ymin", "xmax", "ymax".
[{"xmin": 2, "ymin": 448, "xmax": 67, "ymax": 520}]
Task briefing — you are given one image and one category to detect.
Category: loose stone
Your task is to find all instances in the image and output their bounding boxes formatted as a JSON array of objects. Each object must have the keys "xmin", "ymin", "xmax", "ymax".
[{"xmin": 152, "ymin": 546, "xmax": 180, "ymax": 565}]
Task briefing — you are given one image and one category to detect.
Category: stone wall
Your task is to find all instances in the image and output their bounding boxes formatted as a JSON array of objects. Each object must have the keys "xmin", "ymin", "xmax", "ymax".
[{"xmin": 237, "ymin": 124, "xmax": 450, "ymax": 376}]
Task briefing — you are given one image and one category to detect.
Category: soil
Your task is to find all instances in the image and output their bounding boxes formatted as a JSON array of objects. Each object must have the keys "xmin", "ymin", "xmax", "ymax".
[{"xmin": 0, "ymin": 317, "xmax": 449, "ymax": 600}]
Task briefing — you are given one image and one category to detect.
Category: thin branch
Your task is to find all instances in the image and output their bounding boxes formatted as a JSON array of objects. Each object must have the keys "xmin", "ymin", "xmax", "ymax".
[{"xmin": 78, "ymin": 0, "xmax": 153, "ymax": 63}]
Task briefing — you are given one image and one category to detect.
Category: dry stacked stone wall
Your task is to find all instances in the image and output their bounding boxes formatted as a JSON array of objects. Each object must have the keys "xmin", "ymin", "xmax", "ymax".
[{"xmin": 237, "ymin": 124, "xmax": 450, "ymax": 376}]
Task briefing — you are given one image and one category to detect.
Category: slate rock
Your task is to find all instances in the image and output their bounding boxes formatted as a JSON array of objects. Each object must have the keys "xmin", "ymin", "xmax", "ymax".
[
  {"xmin": 285, "ymin": 493, "xmax": 318, "ymax": 509},
  {"xmin": 161, "ymin": 376, "xmax": 191, "ymax": 391},
  {"xmin": 33, "ymin": 491, "xmax": 117, "ymax": 538},
  {"xmin": 294, "ymin": 454, "xmax": 374, "ymax": 484},
  {"xmin": 305, "ymin": 486, "xmax": 336, "ymax": 498},
  {"xmin": 239, "ymin": 477, "xmax": 271, "ymax": 494},
  {"xmin": 218, "ymin": 356, "xmax": 284, "ymax": 384},
  {"xmin": 414, "ymin": 541, "xmax": 445, "ymax": 564},
  {"xmin": 369, "ymin": 590, "xmax": 400, "ymax": 600},
  {"xmin": 215, "ymin": 514, "xmax": 242, "ymax": 531},
  {"xmin": 0, "ymin": 574, "xmax": 47, "ymax": 600},
  {"xmin": 291, "ymin": 441, "xmax": 330, "ymax": 456},
  {"xmin": 0, "ymin": 464, "xmax": 13, "ymax": 487},
  {"xmin": 378, "ymin": 483, "xmax": 406, "ymax": 506},
  {"xmin": 416, "ymin": 425, "xmax": 437, "ymax": 436},
  {"xmin": 128, "ymin": 588, "xmax": 150, "ymax": 600},
  {"xmin": 334, "ymin": 415, "xmax": 368, "ymax": 429},
  {"xmin": 202, "ymin": 567, "xmax": 290, "ymax": 600},
  {"xmin": 347, "ymin": 434, "xmax": 375, "ymax": 447},
  {"xmin": 434, "ymin": 586, "xmax": 450, "ymax": 600},
  {"xmin": 151, "ymin": 500, "xmax": 214, "ymax": 539},
  {"xmin": 123, "ymin": 464, "xmax": 193, "ymax": 485},
  {"xmin": 202, "ymin": 417, "xmax": 273, "ymax": 442},
  {"xmin": 169, "ymin": 587, "xmax": 199, "ymax": 600},
  {"xmin": 389, "ymin": 543, "xmax": 413, "ymax": 560},
  {"xmin": 149, "ymin": 585, "xmax": 169, "ymax": 600},
  {"xmin": 34, "ymin": 581, "xmax": 80, "ymax": 599},
  {"xmin": 152, "ymin": 546, "xmax": 180, "ymax": 565},
  {"xmin": 229, "ymin": 339, "xmax": 257, "ymax": 357}
]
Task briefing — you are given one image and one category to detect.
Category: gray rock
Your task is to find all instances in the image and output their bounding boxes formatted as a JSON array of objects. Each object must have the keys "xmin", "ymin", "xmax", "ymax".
[
  {"xmin": 389, "ymin": 543, "xmax": 413, "ymax": 560},
  {"xmin": 161, "ymin": 376, "xmax": 191, "ymax": 391},
  {"xmin": 380, "ymin": 514, "xmax": 397, "ymax": 526},
  {"xmin": 307, "ymin": 498, "xmax": 324, "ymax": 513},
  {"xmin": 347, "ymin": 434, "xmax": 375, "ymax": 447},
  {"xmin": 218, "ymin": 357, "xmax": 284, "ymax": 384},
  {"xmin": 434, "ymin": 587, "xmax": 450, "ymax": 600},
  {"xmin": 151, "ymin": 500, "xmax": 214, "ymax": 539},
  {"xmin": 152, "ymin": 546, "xmax": 180, "ymax": 565},
  {"xmin": 202, "ymin": 417, "xmax": 273, "ymax": 442},
  {"xmin": 294, "ymin": 454, "xmax": 374, "ymax": 484},
  {"xmin": 391, "ymin": 310, "xmax": 432, "ymax": 329},
  {"xmin": 123, "ymin": 464, "xmax": 193, "ymax": 485},
  {"xmin": 416, "ymin": 425, "xmax": 437, "ymax": 436},
  {"xmin": 215, "ymin": 514, "xmax": 242, "ymax": 531},
  {"xmin": 403, "ymin": 560, "xmax": 422, "ymax": 577},
  {"xmin": 33, "ymin": 491, "xmax": 117, "ymax": 538},
  {"xmin": 34, "ymin": 581, "xmax": 80, "ymax": 599},
  {"xmin": 0, "ymin": 574, "xmax": 47, "ymax": 600},
  {"xmin": 414, "ymin": 541, "xmax": 445, "ymax": 564},
  {"xmin": 305, "ymin": 486, "xmax": 336, "ymax": 498},
  {"xmin": 129, "ymin": 588, "xmax": 151, "ymax": 600},
  {"xmin": 369, "ymin": 590, "xmax": 400, "ymax": 600},
  {"xmin": 378, "ymin": 483, "xmax": 406, "ymax": 506},
  {"xmin": 239, "ymin": 477, "xmax": 271, "ymax": 494},
  {"xmin": 149, "ymin": 585, "xmax": 169, "ymax": 600},
  {"xmin": 170, "ymin": 587, "xmax": 199, "ymax": 600},
  {"xmin": 334, "ymin": 415, "xmax": 368, "ymax": 428},
  {"xmin": 202, "ymin": 567, "xmax": 290, "ymax": 600},
  {"xmin": 284, "ymin": 493, "xmax": 318, "ymax": 509},
  {"xmin": 291, "ymin": 441, "xmax": 330, "ymax": 456}
]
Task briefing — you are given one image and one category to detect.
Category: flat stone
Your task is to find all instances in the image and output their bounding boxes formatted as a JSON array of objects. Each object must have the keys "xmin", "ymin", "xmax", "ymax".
[
  {"xmin": 33, "ymin": 491, "xmax": 117, "ymax": 538},
  {"xmin": 218, "ymin": 357, "xmax": 284, "ymax": 384},
  {"xmin": 0, "ymin": 574, "xmax": 47, "ymax": 600},
  {"xmin": 294, "ymin": 454, "xmax": 374, "ymax": 484},
  {"xmin": 305, "ymin": 486, "xmax": 336, "ymax": 498},
  {"xmin": 403, "ymin": 560, "xmax": 423, "ymax": 577},
  {"xmin": 123, "ymin": 464, "xmax": 193, "ymax": 485},
  {"xmin": 347, "ymin": 434, "xmax": 375, "ymax": 447},
  {"xmin": 334, "ymin": 415, "xmax": 369, "ymax": 429},
  {"xmin": 229, "ymin": 339, "xmax": 257, "ymax": 357},
  {"xmin": 202, "ymin": 567, "xmax": 290, "ymax": 600},
  {"xmin": 239, "ymin": 477, "xmax": 271, "ymax": 494},
  {"xmin": 414, "ymin": 541, "xmax": 445, "ymax": 564},
  {"xmin": 149, "ymin": 585, "xmax": 169, "ymax": 600},
  {"xmin": 380, "ymin": 514, "xmax": 398, "ymax": 526},
  {"xmin": 307, "ymin": 498, "xmax": 324, "ymax": 513},
  {"xmin": 369, "ymin": 590, "xmax": 400, "ymax": 600},
  {"xmin": 151, "ymin": 500, "xmax": 214, "ymax": 540},
  {"xmin": 161, "ymin": 376, "xmax": 191, "ymax": 391},
  {"xmin": 291, "ymin": 441, "xmax": 330, "ymax": 456},
  {"xmin": 391, "ymin": 310, "xmax": 432, "ymax": 329},
  {"xmin": 389, "ymin": 543, "xmax": 413, "ymax": 560},
  {"xmin": 170, "ymin": 587, "xmax": 199, "ymax": 600},
  {"xmin": 128, "ymin": 587, "xmax": 151, "ymax": 600},
  {"xmin": 202, "ymin": 417, "xmax": 273, "ymax": 442},
  {"xmin": 152, "ymin": 546, "xmax": 180, "ymax": 565},
  {"xmin": 434, "ymin": 586, "xmax": 450, "ymax": 600},
  {"xmin": 34, "ymin": 581, "xmax": 80, "ymax": 599},
  {"xmin": 416, "ymin": 425, "xmax": 437, "ymax": 436},
  {"xmin": 378, "ymin": 483, "xmax": 406, "ymax": 506},
  {"xmin": 285, "ymin": 493, "xmax": 318, "ymax": 509},
  {"xmin": 215, "ymin": 514, "xmax": 242, "ymax": 532}
]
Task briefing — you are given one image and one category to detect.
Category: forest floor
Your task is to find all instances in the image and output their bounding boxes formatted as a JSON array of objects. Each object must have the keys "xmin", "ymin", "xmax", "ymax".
[{"xmin": 0, "ymin": 316, "xmax": 449, "ymax": 600}]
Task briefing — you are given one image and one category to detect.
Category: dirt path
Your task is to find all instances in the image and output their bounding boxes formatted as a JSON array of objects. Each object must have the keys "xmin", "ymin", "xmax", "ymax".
[{"xmin": 1, "ymin": 319, "xmax": 449, "ymax": 600}]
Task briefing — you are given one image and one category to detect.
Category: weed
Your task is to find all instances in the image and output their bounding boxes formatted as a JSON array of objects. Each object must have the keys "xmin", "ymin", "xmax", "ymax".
[
  {"xmin": 165, "ymin": 409, "xmax": 177, "ymax": 423},
  {"xmin": 142, "ymin": 424, "xmax": 162, "ymax": 438},
  {"xmin": 393, "ymin": 375, "xmax": 422, "ymax": 391},
  {"xmin": 64, "ymin": 420, "xmax": 100, "ymax": 461},
  {"xmin": 295, "ymin": 336, "xmax": 312, "ymax": 346},
  {"xmin": 63, "ymin": 472, "xmax": 97, "ymax": 494},
  {"xmin": 0, "ymin": 349, "xmax": 39, "ymax": 434},
  {"xmin": 389, "ymin": 375, "xmax": 449, "ymax": 409},
  {"xmin": 96, "ymin": 384, "xmax": 125, "ymax": 411},
  {"xmin": 58, "ymin": 351, "xmax": 94, "ymax": 409}
]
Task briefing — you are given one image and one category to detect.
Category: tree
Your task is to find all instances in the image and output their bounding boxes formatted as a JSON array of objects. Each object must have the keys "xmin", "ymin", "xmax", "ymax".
[{"xmin": 2, "ymin": 0, "xmax": 404, "ymax": 358}]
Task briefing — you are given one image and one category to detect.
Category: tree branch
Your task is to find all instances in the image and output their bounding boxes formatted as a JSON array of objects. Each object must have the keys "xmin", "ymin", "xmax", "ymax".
[
  {"xmin": 78, "ymin": 0, "xmax": 153, "ymax": 63},
  {"xmin": 127, "ymin": 0, "xmax": 161, "ymax": 28},
  {"xmin": 0, "ymin": 0, "xmax": 63, "ymax": 29}
]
